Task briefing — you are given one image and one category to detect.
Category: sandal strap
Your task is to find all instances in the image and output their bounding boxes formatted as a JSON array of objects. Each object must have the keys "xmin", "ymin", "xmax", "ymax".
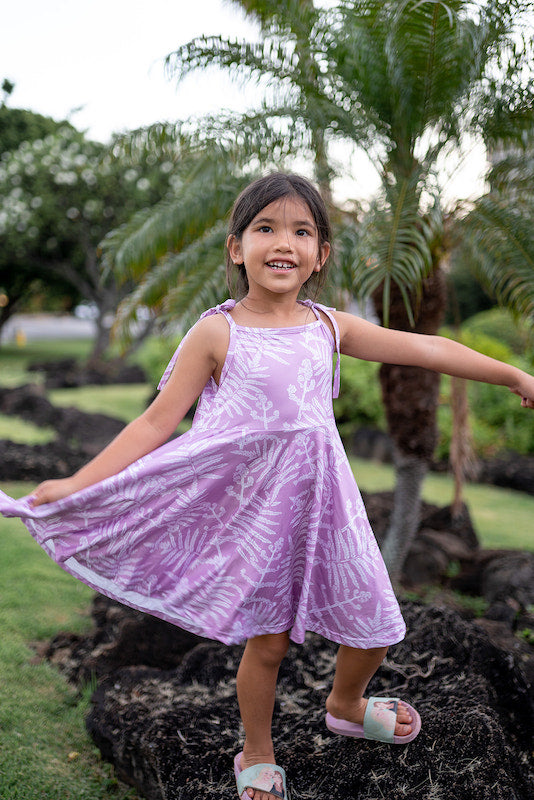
[
  {"xmin": 363, "ymin": 696, "xmax": 400, "ymax": 743},
  {"xmin": 236, "ymin": 762, "xmax": 287, "ymax": 798}
]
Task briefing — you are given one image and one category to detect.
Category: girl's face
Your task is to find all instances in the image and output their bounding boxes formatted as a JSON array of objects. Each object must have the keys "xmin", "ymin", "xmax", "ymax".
[
  {"xmin": 273, "ymin": 772, "xmax": 284, "ymax": 790},
  {"xmin": 256, "ymin": 767, "xmax": 275, "ymax": 787},
  {"xmin": 227, "ymin": 196, "xmax": 330, "ymax": 298}
]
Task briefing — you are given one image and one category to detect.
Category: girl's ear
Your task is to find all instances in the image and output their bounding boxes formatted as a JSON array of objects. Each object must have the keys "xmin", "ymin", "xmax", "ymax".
[
  {"xmin": 314, "ymin": 241, "xmax": 331, "ymax": 271},
  {"xmin": 227, "ymin": 234, "xmax": 243, "ymax": 265}
]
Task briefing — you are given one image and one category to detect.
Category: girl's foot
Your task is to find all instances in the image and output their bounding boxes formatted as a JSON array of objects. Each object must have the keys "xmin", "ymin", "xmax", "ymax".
[
  {"xmin": 325, "ymin": 696, "xmax": 414, "ymax": 738},
  {"xmin": 237, "ymin": 749, "xmax": 285, "ymax": 800}
]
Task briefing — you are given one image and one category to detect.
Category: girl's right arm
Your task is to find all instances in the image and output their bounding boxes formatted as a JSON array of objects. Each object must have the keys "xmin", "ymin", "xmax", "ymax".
[{"xmin": 30, "ymin": 314, "xmax": 230, "ymax": 506}]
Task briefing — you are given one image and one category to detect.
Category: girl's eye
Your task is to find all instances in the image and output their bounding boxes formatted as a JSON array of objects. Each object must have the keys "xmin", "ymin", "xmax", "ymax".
[
  {"xmin": 296, "ymin": 229, "xmax": 311, "ymax": 237},
  {"xmin": 258, "ymin": 225, "xmax": 272, "ymax": 233}
]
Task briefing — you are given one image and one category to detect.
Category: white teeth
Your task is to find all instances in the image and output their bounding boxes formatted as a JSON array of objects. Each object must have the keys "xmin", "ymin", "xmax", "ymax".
[{"xmin": 268, "ymin": 262, "xmax": 295, "ymax": 270}]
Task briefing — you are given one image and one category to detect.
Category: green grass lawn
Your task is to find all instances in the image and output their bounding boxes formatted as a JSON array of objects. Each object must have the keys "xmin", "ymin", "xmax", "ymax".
[
  {"xmin": 49, "ymin": 383, "xmax": 153, "ymax": 423},
  {"xmin": 0, "ymin": 414, "xmax": 56, "ymax": 444},
  {"xmin": 0, "ymin": 340, "xmax": 92, "ymax": 387},
  {"xmin": 0, "ymin": 342, "xmax": 142, "ymax": 799},
  {"xmin": 0, "ymin": 487, "xmax": 137, "ymax": 800},
  {"xmin": 349, "ymin": 457, "xmax": 534, "ymax": 552}
]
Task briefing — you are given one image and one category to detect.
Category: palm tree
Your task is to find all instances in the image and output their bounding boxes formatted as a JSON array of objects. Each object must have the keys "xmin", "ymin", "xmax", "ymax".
[
  {"xmin": 107, "ymin": 0, "xmax": 534, "ymax": 581},
  {"xmin": 165, "ymin": 0, "xmax": 334, "ymax": 195},
  {"xmin": 102, "ymin": 113, "xmax": 313, "ymax": 344},
  {"xmin": 103, "ymin": 0, "xmax": 341, "ymax": 343},
  {"xmin": 330, "ymin": 1, "xmax": 534, "ymax": 580}
]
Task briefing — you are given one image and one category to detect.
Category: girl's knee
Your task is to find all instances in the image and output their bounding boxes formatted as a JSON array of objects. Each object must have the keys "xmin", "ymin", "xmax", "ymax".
[{"xmin": 247, "ymin": 631, "xmax": 290, "ymax": 666}]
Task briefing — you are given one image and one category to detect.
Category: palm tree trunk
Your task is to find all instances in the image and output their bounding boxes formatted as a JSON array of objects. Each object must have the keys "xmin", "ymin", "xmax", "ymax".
[
  {"xmin": 380, "ymin": 449, "xmax": 429, "ymax": 578},
  {"xmin": 372, "ymin": 268, "xmax": 447, "ymax": 584}
]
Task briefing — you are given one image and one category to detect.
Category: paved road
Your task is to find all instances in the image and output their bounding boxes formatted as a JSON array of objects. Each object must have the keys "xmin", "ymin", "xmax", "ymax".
[{"xmin": 1, "ymin": 313, "xmax": 97, "ymax": 343}]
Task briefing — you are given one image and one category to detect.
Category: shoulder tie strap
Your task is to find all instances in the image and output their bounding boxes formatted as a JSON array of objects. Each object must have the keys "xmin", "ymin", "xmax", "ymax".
[
  {"xmin": 301, "ymin": 299, "xmax": 341, "ymax": 399},
  {"xmin": 157, "ymin": 299, "xmax": 236, "ymax": 390},
  {"xmin": 198, "ymin": 298, "xmax": 237, "ymax": 322}
]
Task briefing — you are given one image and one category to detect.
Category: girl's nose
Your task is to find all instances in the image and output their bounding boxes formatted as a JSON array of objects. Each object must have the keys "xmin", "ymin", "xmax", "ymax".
[{"xmin": 274, "ymin": 230, "xmax": 292, "ymax": 251}]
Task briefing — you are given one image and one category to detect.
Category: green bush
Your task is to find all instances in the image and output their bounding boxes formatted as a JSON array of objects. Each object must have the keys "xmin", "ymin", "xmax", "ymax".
[
  {"xmin": 127, "ymin": 335, "xmax": 180, "ymax": 389},
  {"xmin": 332, "ymin": 330, "xmax": 534, "ymax": 460},
  {"xmin": 440, "ymin": 326, "xmax": 514, "ymax": 363},
  {"xmin": 436, "ymin": 327, "xmax": 534, "ymax": 459},
  {"xmin": 334, "ymin": 356, "xmax": 385, "ymax": 438},
  {"xmin": 462, "ymin": 307, "xmax": 534, "ymax": 362},
  {"xmin": 436, "ymin": 379, "xmax": 522, "ymax": 460}
]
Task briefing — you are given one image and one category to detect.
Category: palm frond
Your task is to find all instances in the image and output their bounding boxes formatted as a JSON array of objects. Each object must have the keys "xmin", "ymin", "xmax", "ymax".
[
  {"xmin": 112, "ymin": 222, "xmax": 228, "ymax": 347},
  {"xmin": 349, "ymin": 175, "xmax": 441, "ymax": 326},
  {"xmin": 333, "ymin": 0, "xmax": 533, "ymax": 170},
  {"xmin": 162, "ymin": 249, "xmax": 229, "ymax": 330},
  {"xmin": 455, "ymin": 192, "xmax": 534, "ymax": 321},
  {"xmin": 334, "ymin": 1, "xmax": 480, "ymax": 142},
  {"xmin": 480, "ymin": 84, "xmax": 534, "ymax": 148},
  {"xmin": 109, "ymin": 109, "xmax": 317, "ymax": 176},
  {"xmin": 101, "ymin": 150, "xmax": 253, "ymax": 282},
  {"xmin": 487, "ymin": 148, "xmax": 534, "ymax": 194},
  {"xmin": 330, "ymin": 3, "xmax": 394, "ymax": 140},
  {"xmin": 227, "ymin": 0, "xmax": 319, "ymax": 35},
  {"xmin": 165, "ymin": 36, "xmax": 302, "ymax": 88},
  {"xmin": 387, "ymin": 1, "xmax": 481, "ymax": 131}
]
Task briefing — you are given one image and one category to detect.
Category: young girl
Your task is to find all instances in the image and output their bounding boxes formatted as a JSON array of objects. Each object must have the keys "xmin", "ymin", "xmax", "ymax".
[{"xmin": 1, "ymin": 172, "xmax": 533, "ymax": 800}]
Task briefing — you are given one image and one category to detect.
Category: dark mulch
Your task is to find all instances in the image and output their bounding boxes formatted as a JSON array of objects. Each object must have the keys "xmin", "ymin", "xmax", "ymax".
[
  {"xmin": 39, "ymin": 597, "xmax": 534, "ymax": 800},
  {"xmin": 0, "ymin": 384, "xmax": 126, "ymax": 480},
  {"xmin": 27, "ymin": 357, "xmax": 147, "ymax": 388}
]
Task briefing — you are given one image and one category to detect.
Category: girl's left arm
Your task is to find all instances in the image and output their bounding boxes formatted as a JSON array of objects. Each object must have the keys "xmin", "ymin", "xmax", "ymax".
[{"xmin": 334, "ymin": 310, "xmax": 534, "ymax": 408}]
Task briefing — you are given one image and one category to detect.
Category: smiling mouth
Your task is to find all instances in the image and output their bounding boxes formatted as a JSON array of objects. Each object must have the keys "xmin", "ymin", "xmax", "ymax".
[{"xmin": 267, "ymin": 261, "xmax": 296, "ymax": 270}]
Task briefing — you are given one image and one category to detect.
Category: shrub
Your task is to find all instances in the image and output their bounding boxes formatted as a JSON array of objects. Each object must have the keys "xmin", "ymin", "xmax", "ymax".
[
  {"xmin": 436, "ymin": 328, "xmax": 534, "ymax": 459},
  {"xmin": 130, "ymin": 336, "xmax": 181, "ymax": 389},
  {"xmin": 334, "ymin": 356, "xmax": 385, "ymax": 438},
  {"xmin": 462, "ymin": 308, "xmax": 534, "ymax": 363}
]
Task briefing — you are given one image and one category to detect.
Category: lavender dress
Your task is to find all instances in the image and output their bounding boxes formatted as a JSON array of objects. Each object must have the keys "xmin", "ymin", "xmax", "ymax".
[{"xmin": 0, "ymin": 300, "xmax": 405, "ymax": 648}]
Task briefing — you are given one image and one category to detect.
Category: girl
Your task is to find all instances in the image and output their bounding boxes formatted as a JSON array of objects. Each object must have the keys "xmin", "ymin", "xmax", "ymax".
[{"xmin": 1, "ymin": 172, "xmax": 534, "ymax": 800}]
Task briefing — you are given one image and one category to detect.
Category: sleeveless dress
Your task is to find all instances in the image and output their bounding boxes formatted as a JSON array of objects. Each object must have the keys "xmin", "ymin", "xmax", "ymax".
[{"xmin": 0, "ymin": 300, "xmax": 405, "ymax": 648}]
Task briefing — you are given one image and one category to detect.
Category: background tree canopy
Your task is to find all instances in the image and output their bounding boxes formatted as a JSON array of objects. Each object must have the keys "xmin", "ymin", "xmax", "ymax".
[{"xmin": 0, "ymin": 114, "xmax": 175, "ymax": 357}]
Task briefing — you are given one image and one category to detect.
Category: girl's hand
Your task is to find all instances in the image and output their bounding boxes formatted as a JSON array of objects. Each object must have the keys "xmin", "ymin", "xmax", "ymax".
[
  {"xmin": 29, "ymin": 478, "xmax": 78, "ymax": 507},
  {"xmin": 510, "ymin": 374, "xmax": 534, "ymax": 409}
]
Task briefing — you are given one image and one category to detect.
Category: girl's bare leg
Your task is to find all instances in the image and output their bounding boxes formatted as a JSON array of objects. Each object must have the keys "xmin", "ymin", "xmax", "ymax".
[
  {"xmin": 326, "ymin": 645, "xmax": 413, "ymax": 736},
  {"xmin": 236, "ymin": 631, "xmax": 290, "ymax": 800}
]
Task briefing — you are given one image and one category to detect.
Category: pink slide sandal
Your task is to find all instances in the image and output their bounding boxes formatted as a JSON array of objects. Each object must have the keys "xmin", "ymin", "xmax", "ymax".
[{"xmin": 326, "ymin": 696, "xmax": 421, "ymax": 744}]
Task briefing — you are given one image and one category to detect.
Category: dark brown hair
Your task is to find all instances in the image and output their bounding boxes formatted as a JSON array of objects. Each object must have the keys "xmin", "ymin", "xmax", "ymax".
[{"xmin": 226, "ymin": 172, "xmax": 332, "ymax": 298}]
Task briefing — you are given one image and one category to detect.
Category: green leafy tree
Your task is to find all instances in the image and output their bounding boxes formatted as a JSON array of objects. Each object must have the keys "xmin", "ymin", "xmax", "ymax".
[
  {"xmin": 0, "ymin": 123, "xmax": 174, "ymax": 358},
  {"xmin": 0, "ymin": 98, "xmax": 79, "ymax": 331},
  {"xmin": 0, "ymin": 103, "xmax": 67, "ymax": 155}
]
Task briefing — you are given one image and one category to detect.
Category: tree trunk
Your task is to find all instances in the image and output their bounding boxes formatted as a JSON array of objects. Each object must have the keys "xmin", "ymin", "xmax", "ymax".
[
  {"xmin": 372, "ymin": 269, "xmax": 447, "ymax": 584},
  {"xmin": 450, "ymin": 375, "xmax": 478, "ymax": 517},
  {"xmin": 0, "ymin": 292, "xmax": 22, "ymax": 345},
  {"xmin": 380, "ymin": 449, "xmax": 429, "ymax": 576}
]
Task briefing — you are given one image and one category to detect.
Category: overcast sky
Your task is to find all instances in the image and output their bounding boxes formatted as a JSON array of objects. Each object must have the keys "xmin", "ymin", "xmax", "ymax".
[
  {"xmin": 1, "ymin": 0, "xmax": 486, "ymax": 203},
  {"xmin": 2, "ymin": 0, "xmax": 260, "ymax": 140}
]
